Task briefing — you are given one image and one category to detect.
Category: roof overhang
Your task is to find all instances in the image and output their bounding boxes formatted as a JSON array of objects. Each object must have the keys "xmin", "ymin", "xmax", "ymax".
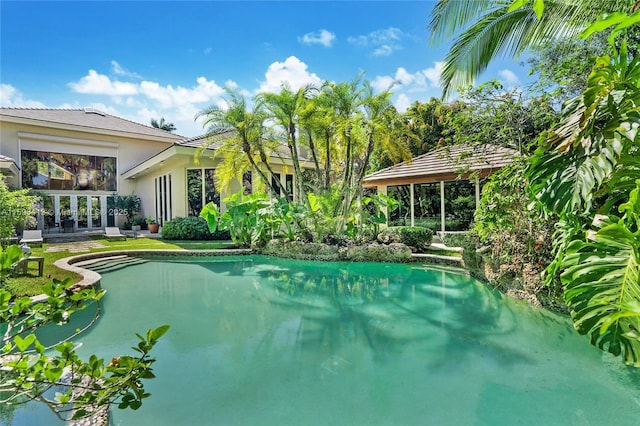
[
  {"xmin": 122, "ymin": 145, "xmax": 196, "ymax": 179},
  {"xmin": 0, "ymin": 158, "xmax": 19, "ymax": 176},
  {"xmin": 363, "ymin": 144, "xmax": 516, "ymax": 188},
  {"xmin": 363, "ymin": 168, "xmax": 499, "ymax": 188},
  {"xmin": 123, "ymin": 143, "xmax": 316, "ymax": 180},
  {"xmin": 0, "ymin": 114, "xmax": 181, "ymax": 144}
]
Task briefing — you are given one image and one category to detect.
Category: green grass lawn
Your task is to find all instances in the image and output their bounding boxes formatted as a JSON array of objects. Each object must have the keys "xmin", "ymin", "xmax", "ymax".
[{"xmin": 5, "ymin": 237, "xmax": 236, "ymax": 297}]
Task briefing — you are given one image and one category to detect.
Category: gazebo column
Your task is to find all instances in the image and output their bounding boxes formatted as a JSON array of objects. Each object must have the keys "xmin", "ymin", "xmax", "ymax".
[
  {"xmin": 475, "ymin": 177, "xmax": 481, "ymax": 208},
  {"xmin": 410, "ymin": 183, "xmax": 415, "ymax": 227},
  {"xmin": 440, "ymin": 180, "xmax": 445, "ymax": 234}
]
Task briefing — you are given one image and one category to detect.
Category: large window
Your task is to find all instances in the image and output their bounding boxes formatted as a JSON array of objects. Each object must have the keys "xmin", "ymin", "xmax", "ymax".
[
  {"xmin": 187, "ymin": 168, "xmax": 219, "ymax": 216},
  {"xmin": 21, "ymin": 150, "xmax": 117, "ymax": 191},
  {"xmin": 414, "ymin": 183, "xmax": 441, "ymax": 232},
  {"xmin": 444, "ymin": 180, "xmax": 476, "ymax": 231}
]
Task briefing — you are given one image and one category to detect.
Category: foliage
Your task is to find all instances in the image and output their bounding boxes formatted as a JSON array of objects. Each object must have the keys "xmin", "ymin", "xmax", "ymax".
[
  {"xmin": 150, "ymin": 117, "xmax": 176, "ymax": 132},
  {"xmin": 472, "ymin": 158, "xmax": 559, "ymax": 299},
  {"xmin": 0, "ymin": 176, "xmax": 37, "ymax": 242},
  {"xmin": 528, "ymin": 40, "xmax": 640, "ymax": 363},
  {"xmin": 430, "ymin": 0, "xmax": 640, "ymax": 364},
  {"xmin": 112, "ymin": 194, "xmax": 141, "ymax": 224},
  {"xmin": 361, "ymin": 193, "xmax": 397, "ymax": 237},
  {"xmin": 196, "ymin": 87, "xmax": 287, "ymax": 198},
  {"xmin": 561, "ymin": 193, "xmax": 640, "ymax": 365},
  {"xmin": 378, "ymin": 226, "xmax": 434, "ymax": 252},
  {"xmin": 528, "ymin": 32, "xmax": 611, "ymax": 103},
  {"xmin": 131, "ymin": 216, "xmax": 148, "ymax": 229},
  {"xmin": 197, "ymin": 76, "xmax": 413, "ymax": 240},
  {"xmin": 397, "ymin": 226, "xmax": 434, "ymax": 251},
  {"xmin": 428, "ymin": 0, "xmax": 636, "ymax": 97},
  {"xmin": 0, "ymin": 245, "xmax": 168, "ymax": 420},
  {"xmin": 0, "ymin": 244, "xmax": 27, "ymax": 288},
  {"xmin": 200, "ymin": 190, "xmax": 272, "ymax": 248},
  {"xmin": 162, "ymin": 216, "xmax": 229, "ymax": 240},
  {"xmin": 261, "ymin": 197, "xmax": 308, "ymax": 241},
  {"xmin": 447, "ymin": 80, "xmax": 557, "ymax": 154}
]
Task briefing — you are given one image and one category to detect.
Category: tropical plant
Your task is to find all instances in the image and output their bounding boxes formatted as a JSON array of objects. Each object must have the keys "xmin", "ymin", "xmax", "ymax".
[
  {"xmin": 162, "ymin": 216, "xmax": 229, "ymax": 240},
  {"xmin": 0, "ymin": 245, "xmax": 168, "ymax": 420},
  {"xmin": 112, "ymin": 194, "xmax": 141, "ymax": 225},
  {"xmin": 258, "ymin": 84, "xmax": 314, "ymax": 204},
  {"xmin": 150, "ymin": 117, "xmax": 176, "ymax": 132},
  {"xmin": 0, "ymin": 176, "xmax": 37, "ymax": 243},
  {"xmin": 200, "ymin": 189, "xmax": 272, "ymax": 247},
  {"xmin": 361, "ymin": 193, "xmax": 398, "ymax": 237},
  {"xmin": 196, "ymin": 87, "xmax": 287, "ymax": 198},
  {"xmin": 428, "ymin": 0, "xmax": 638, "ymax": 97},
  {"xmin": 528, "ymin": 40, "xmax": 640, "ymax": 363},
  {"xmin": 432, "ymin": 0, "xmax": 640, "ymax": 363}
]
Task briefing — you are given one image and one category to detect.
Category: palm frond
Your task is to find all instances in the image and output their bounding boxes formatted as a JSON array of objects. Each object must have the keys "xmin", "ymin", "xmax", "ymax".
[{"xmin": 432, "ymin": 0, "xmax": 630, "ymax": 98}]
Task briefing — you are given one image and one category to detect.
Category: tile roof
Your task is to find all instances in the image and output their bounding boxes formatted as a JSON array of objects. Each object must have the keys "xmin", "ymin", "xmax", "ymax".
[
  {"xmin": 364, "ymin": 144, "xmax": 516, "ymax": 184},
  {"xmin": 177, "ymin": 132, "xmax": 310, "ymax": 162},
  {"xmin": 0, "ymin": 108, "xmax": 184, "ymax": 140},
  {"xmin": 0, "ymin": 154, "xmax": 17, "ymax": 163}
]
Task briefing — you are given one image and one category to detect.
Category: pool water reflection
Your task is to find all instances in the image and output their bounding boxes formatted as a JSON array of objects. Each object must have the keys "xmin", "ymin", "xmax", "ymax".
[{"xmin": 7, "ymin": 256, "xmax": 640, "ymax": 425}]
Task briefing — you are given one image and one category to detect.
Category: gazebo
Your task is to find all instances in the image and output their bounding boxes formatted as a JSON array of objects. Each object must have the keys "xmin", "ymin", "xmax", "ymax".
[{"xmin": 363, "ymin": 144, "xmax": 516, "ymax": 233}]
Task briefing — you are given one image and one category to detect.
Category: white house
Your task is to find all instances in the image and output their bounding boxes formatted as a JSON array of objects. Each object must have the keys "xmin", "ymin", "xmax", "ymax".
[{"xmin": 0, "ymin": 108, "xmax": 307, "ymax": 232}]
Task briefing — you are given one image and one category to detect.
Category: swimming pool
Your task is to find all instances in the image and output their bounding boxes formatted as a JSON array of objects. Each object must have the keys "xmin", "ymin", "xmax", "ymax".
[{"xmin": 8, "ymin": 255, "xmax": 640, "ymax": 425}]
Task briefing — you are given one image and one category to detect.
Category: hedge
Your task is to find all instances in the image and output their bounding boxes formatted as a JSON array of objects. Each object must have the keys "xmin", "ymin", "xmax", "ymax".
[{"xmin": 161, "ymin": 216, "xmax": 230, "ymax": 240}]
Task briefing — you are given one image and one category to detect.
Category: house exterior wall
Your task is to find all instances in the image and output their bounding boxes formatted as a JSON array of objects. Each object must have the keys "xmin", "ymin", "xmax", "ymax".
[
  {"xmin": 130, "ymin": 152, "xmax": 300, "ymax": 223},
  {"xmin": 0, "ymin": 118, "xmax": 175, "ymax": 230}
]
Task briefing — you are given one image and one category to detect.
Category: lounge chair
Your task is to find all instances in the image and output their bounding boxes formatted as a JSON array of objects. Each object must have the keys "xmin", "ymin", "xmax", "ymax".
[
  {"xmin": 20, "ymin": 230, "xmax": 43, "ymax": 247},
  {"xmin": 104, "ymin": 227, "xmax": 126, "ymax": 241}
]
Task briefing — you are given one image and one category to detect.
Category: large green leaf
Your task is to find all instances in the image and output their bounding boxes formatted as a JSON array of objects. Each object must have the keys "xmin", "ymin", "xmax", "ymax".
[{"xmin": 561, "ymin": 190, "xmax": 640, "ymax": 366}]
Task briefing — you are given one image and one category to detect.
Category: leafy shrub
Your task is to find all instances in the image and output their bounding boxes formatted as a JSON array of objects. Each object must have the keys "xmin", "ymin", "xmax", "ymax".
[
  {"xmin": 131, "ymin": 216, "xmax": 148, "ymax": 230},
  {"xmin": 162, "ymin": 217, "xmax": 230, "ymax": 240},
  {"xmin": 398, "ymin": 226, "xmax": 433, "ymax": 251},
  {"xmin": 377, "ymin": 226, "xmax": 433, "ymax": 252}
]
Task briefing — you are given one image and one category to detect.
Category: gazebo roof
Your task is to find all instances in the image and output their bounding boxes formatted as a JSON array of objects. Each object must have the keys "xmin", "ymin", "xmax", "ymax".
[{"xmin": 363, "ymin": 144, "xmax": 516, "ymax": 187}]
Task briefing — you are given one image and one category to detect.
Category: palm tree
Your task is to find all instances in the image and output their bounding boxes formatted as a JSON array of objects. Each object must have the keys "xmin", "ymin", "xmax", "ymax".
[
  {"xmin": 428, "ymin": 0, "xmax": 636, "ymax": 97},
  {"xmin": 258, "ymin": 84, "xmax": 314, "ymax": 205},
  {"xmin": 150, "ymin": 117, "xmax": 177, "ymax": 132},
  {"xmin": 196, "ymin": 88, "xmax": 286, "ymax": 197}
]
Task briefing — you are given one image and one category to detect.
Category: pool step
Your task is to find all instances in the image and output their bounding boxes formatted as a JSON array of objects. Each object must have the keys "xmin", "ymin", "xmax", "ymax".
[{"xmin": 81, "ymin": 256, "xmax": 149, "ymax": 273}]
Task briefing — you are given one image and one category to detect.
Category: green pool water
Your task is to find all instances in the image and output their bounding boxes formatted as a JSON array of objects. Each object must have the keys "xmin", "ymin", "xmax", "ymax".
[{"xmin": 6, "ymin": 255, "xmax": 640, "ymax": 425}]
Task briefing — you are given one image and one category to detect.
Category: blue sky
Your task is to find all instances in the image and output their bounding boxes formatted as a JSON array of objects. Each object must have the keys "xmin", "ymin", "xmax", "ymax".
[{"xmin": 1, "ymin": 1, "xmax": 531, "ymax": 137}]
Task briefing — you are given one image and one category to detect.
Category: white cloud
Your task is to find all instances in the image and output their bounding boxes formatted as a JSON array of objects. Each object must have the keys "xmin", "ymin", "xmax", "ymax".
[
  {"xmin": 69, "ymin": 70, "xmax": 138, "ymax": 96},
  {"xmin": 395, "ymin": 67, "xmax": 414, "ymax": 85},
  {"xmin": 373, "ymin": 45, "xmax": 393, "ymax": 57},
  {"xmin": 395, "ymin": 93, "xmax": 412, "ymax": 113},
  {"xmin": 371, "ymin": 75, "xmax": 395, "ymax": 93},
  {"xmin": 498, "ymin": 69, "xmax": 521, "ymax": 86},
  {"xmin": 348, "ymin": 27, "xmax": 405, "ymax": 55},
  {"xmin": 258, "ymin": 56, "xmax": 322, "ymax": 94},
  {"xmin": 138, "ymin": 77, "xmax": 225, "ymax": 109},
  {"xmin": 111, "ymin": 60, "xmax": 142, "ymax": 79},
  {"xmin": 422, "ymin": 62, "xmax": 444, "ymax": 87},
  {"xmin": 300, "ymin": 29, "xmax": 336, "ymax": 47},
  {"xmin": 371, "ymin": 62, "xmax": 446, "ymax": 112},
  {"xmin": 204, "ymin": 47, "xmax": 213, "ymax": 55},
  {"xmin": 64, "ymin": 68, "xmax": 235, "ymax": 136},
  {"xmin": 0, "ymin": 84, "xmax": 47, "ymax": 107}
]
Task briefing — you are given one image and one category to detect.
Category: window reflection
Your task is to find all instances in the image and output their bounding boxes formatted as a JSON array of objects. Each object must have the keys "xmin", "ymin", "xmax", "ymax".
[{"xmin": 21, "ymin": 150, "xmax": 117, "ymax": 191}]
